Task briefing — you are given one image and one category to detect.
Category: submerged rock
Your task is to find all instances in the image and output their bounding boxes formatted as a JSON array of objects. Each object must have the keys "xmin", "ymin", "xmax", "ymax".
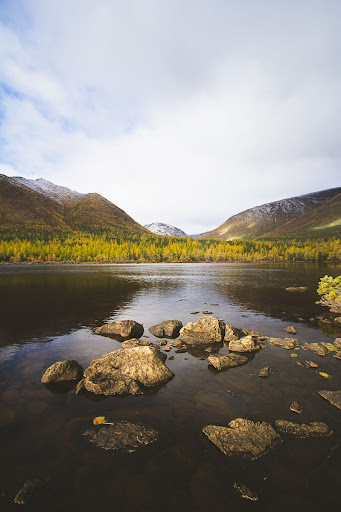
[
  {"xmin": 95, "ymin": 320, "xmax": 144, "ymax": 340},
  {"xmin": 83, "ymin": 346, "xmax": 174, "ymax": 395},
  {"xmin": 83, "ymin": 420, "xmax": 159, "ymax": 451},
  {"xmin": 290, "ymin": 401, "xmax": 303, "ymax": 414},
  {"xmin": 202, "ymin": 418, "xmax": 281, "ymax": 460},
  {"xmin": 274, "ymin": 420, "xmax": 332, "ymax": 438},
  {"xmin": 224, "ymin": 324, "xmax": 243, "ymax": 342},
  {"xmin": 228, "ymin": 336, "xmax": 260, "ymax": 353},
  {"xmin": 258, "ymin": 366, "xmax": 273, "ymax": 378},
  {"xmin": 267, "ymin": 337, "xmax": 299, "ymax": 350},
  {"xmin": 41, "ymin": 360, "xmax": 83, "ymax": 384},
  {"xmin": 149, "ymin": 320, "xmax": 183, "ymax": 338},
  {"xmin": 285, "ymin": 286, "xmax": 308, "ymax": 292},
  {"xmin": 283, "ymin": 325, "xmax": 297, "ymax": 334},
  {"xmin": 301, "ymin": 343, "xmax": 329, "ymax": 356},
  {"xmin": 319, "ymin": 390, "xmax": 341, "ymax": 410},
  {"xmin": 233, "ymin": 482, "xmax": 258, "ymax": 501},
  {"xmin": 208, "ymin": 353, "xmax": 249, "ymax": 370},
  {"xmin": 179, "ymin": 316, "xmax": 225, "ymax": 345},
  {"xmin": 14, "ymin": 476, "xmax": 51, "ymax": 505},
  {"xmin": 121, "ymin": 338, "xmax": 158, "ymax": 349},
  {"xmin": 334, "ymin": 350, "xmax": 341, "ymax": 360},
  {"xmin": 297, "ymin": 360, "xmax": 319, "ymax": 369}
]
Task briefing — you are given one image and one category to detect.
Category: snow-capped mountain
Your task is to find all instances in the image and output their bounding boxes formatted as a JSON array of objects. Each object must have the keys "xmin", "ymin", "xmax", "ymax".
[
  {"xmin": 13, "ymin": 177, "xmax": 85, "ymax": 203},
  {"xmin": 201, "ymin": 187, "xmax": 341, "ymax": 240},
  {"xmin": 144, "ymin": 222, "xmax": 187, "ymax": 237}
]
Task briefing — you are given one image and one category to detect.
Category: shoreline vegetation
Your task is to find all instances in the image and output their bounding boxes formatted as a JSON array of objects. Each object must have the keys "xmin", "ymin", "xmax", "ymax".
[{"xmin": 0, "ymin": 232, "xmax": 340, "ymax": 263}]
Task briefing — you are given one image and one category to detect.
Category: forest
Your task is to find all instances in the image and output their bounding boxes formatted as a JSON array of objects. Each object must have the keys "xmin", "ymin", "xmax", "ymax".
[{"xmin": 0, "ymin": 231, "xmax": 340, "ymax": 263}]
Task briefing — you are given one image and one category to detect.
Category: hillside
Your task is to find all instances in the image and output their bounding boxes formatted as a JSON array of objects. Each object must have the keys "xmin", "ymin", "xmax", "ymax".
[
  {"xmin": 145, "ymin": 222, "xmax": 187, "ymax": 237},
  {"xmin": 201, "ymin": 187, "xmax": 341, "ymax": 240},
  {"xmin": 0, "ymin": 174, "xmax": 148, "ymax": 235}
]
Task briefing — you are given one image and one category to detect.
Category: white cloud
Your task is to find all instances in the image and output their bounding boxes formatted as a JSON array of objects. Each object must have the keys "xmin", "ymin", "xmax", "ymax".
[{"xmin": 0, "ymin": 0, "xmax": 340, "ymax": 233}]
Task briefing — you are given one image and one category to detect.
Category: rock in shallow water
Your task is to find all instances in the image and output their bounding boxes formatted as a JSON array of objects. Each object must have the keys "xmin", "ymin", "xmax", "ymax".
[
  {"xmin": 290, "ymin": 401, "xmax": 303, "ymax": 413},
  {"xmin": 301, "ymin": 343, "xmax": 329, "ymax": 356},
  {"xmin": 267, "ymin": 338, "xmax": 299, "ymax": 350},
  {"xmin": 202, "ymin": 418, "xmax": 281, "ymax": 460},
  {"xmin": 83, "ymin": 421, "xmax": 159, "ymax": 451},
  {"xmin": 95, "ymin": 320, "xmax": 144, "ymax": 340},
  {"xmin": 233, "ymin": 482, "xmax": 258, "ymax": 501},
  {"xmin": 208, "ymin": 353, "xmax": 249, "ymax": 370},
  {"xmin": 41, "ymin": 360, "xmax": 83, "ymax": 384},
  {"xmin": 228, "ymin": 336, "xmax": 260, "ymax": 353},
  {"xmin": 83, "ymin": 346, "xmax": 174, "ymax": 395},
  {"xmin": 283, "ymin": 325, "xmax": 296, "ymax": 334},
  {"xmin": 179, "ymin": 316, "xmax": 225, "ymax": 345},
  {"xmin": 319, "ymin": 390, "xmax": 341, "ymax": 410},
  {"xmin": 149, "ymin": 320, "xmax": 183, "ymax": 338},
  {"xmin": 14, "ymin": 476, "xmax": 51, "ymax": 504},
  {"xmin": 258, "ymin": 366, "xmax": 273, "ymax": 378},
  {"xmin": 274, "ymin": 420, "xmax": 332, "ymax": 437}
]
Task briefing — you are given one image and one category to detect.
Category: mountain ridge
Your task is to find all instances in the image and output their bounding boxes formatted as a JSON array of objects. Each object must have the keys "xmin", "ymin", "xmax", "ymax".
[{"xmin": 144, "ymin": 222, "xmax": 187, "ymax": 237}]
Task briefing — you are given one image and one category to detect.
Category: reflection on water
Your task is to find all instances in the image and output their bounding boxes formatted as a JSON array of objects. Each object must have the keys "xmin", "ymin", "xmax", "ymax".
[{"xmin": 0, "ymin": 263, "xmax": 341, "ymax": 512}]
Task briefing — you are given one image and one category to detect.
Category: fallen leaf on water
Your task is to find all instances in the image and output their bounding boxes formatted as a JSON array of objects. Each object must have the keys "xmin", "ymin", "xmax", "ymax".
[
  {"xmin": 291, "ymin": 354, "xmax": 298, "ymax": 357},
  {"xmin": 294, "ymin": 347, "xmax": 300, "ymax": 350},
  {"xmin": 93, "ymin": 416, "xmax": 107, "ymax": 425},
  {"xmin": 319, "ymin": 372, "xmax": 331, "ymax": 379}
]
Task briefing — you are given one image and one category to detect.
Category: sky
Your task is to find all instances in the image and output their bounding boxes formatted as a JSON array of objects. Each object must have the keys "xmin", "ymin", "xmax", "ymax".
[{"xmin": 0, "ymin": 0, "xmax": 340, "ymax": 234}]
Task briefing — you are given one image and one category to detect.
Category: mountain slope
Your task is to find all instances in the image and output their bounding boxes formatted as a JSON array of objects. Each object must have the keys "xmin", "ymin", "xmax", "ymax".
[
  {"xmin": 145, "ymin": 222, "xmax": 187, "ymax": 237},
  {"xmin": 262, "ymin": 192, "xmax": 341, "ymax": 238},
  {"xmin": 201, "ymin": 187, "xmax": 341, "ymax": 240},
  {"xmin": 0, "ymin": 174, "xmax": 148, "ymax": 235}
]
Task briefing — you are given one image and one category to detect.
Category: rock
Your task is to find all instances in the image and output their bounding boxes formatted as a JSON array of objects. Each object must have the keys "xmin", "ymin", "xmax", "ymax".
[
  {"xmin": 226, "ymin": 389, "xmax": 236, "ymax": 397},
  {"xmin": 14, "ymin": 476, "xmax": 51, "ymax": 504},
  {"xmin": 179, "ymin": 316, "xmax": 225, "ymax": 345},
  {"xmin": 334, "ymin": 317, "xmax": 341, "ymax": 324},
  {"xmin": 267, "ymin": 337, "xmax": 299, "ymax": 350},
  {"xmin": 41, "ymin": 360, "xmax": 83, "ymax": 384},
  {"xmin": 95, "ymin": 320, "xmax": 144, "ymax": 340},
  {"xmin": 191, "ymin": 311, "xmax": 199, "ymax": 314},
  {"xmin": 121, "ymin": 338, "xmax": 158, "ymax": 349},
  {"xmin": 301, "ymin": 343, "xmax": 329, "ymax": 356},
  {"xmin": 224, "ymin": 324, "xmax": 243, "ymax": 342},
  {"xmin": 285, "ymin": 287, "xmax": 308, "ymax": 292},
  {"xmin": 258, "ymin": 366, "xmax": 273, "ymax": 378},
  {"xmin": 334, "ymin": 350, "xmax": 341, "ymax": 360},
  {"xmin": 158, "ymin": 339, "xmax": 167, "ymax": 346},
  {"xmin": 202, "ymin": 310, "xmax": 213, "ymax": 314},
  {"xmin": 202, "ymin": 418, "xmax": 281, "ymax": 460},
  {"xmin": 169, "ymin": 339, "xmax": 186, "ymax": 349},
  {"xmin": 242, "ymin": 329, "xmax": 265, "ymax": 340},
  {"xmin": 319, "ymin": 390, "xmax": 341, "ymax": 410},
  {"xmin": 290, "ymin": 401, "xmax": 303, "ymax": 413},
  {"xmin": 83, "ymin": 346, "xmax": 174, "ymax": 395},
  {"xmin": 233, "ymin": 482, "xmax": 258, "ymax": 501},
  {"xmin": 283, "ymin": 325, "xmax": 296, "ymax": 334},
  {"xmin": 228, "ymin": 336, "xmax": 260, "ymax": 353},
  {"xmin": 149, "ymin": 320, "xmax": 183, "ymax": 338},
  {"xmin": 274, "ymin": 420, "xmax": 332, "ymax": 438},
  {"xmin": 83, "ymin": 420, "xmax": 159, "ymax": 451},
  {"xmin": 334, "ymin": 338, "xmax": 341, "ymax": 349},
  {"xmin": 208, "ymin": 353, "xmax": 249, "ymax": 370},
  {"xmin": 163, "ymin": 346, "xmax": 172, "ymax": 352},
  {"xmin": 258, "ymin": 342, "xmax": 270, "ymax": 350},
  {"xmin": 297, "ymin": 360, "xmax": 319, "ymax": 368}
]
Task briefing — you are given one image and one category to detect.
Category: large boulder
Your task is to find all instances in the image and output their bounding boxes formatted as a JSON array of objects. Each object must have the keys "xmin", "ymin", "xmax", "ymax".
[
  {"xmin": 149, "ymin": 320, "xmax": 183, "ymax": 338},
  {"xmin": 274, "ymin": 420, "xmax": 332, "ymax": 438},
  {"xmin": 179, "ymin": 316, "xmax": 225, "ymax": 345},
  {"xmin": 202, "ymin": 418, "xmax": 281, "ymax": 460},
  {"xmin": 41, "ymin": 360, "xmax": 83, "ymax": 384},
  {"xmin": 267, "ymin": 337, "xmax": 299, "ymax": 350},
  {"xmin": 95, "ymin": 320, "xmax": 144, "ymax": 340},
  {"xmin": 208, "ymin": 353, "xmax": 249, "ymax": 370},
  {"xmin": 83, "ymin": 420, "xmax": 159, "ymax": 451},
  {"xmin": 301, "ymin": 343, "xmax": 329, "ymax": 356},
  {"xmin": 83, "ymin": 346, "xmax": 174, "ymax": 395},
  {"xmin": 228, "ymin": 336, "xmax": 260, "ymax": 353}
]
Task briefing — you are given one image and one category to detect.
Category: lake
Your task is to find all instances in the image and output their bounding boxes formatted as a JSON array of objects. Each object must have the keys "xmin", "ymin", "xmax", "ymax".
[{"xmin": 0, "ymin": 262, "xmax": 340, "ymax": 511}]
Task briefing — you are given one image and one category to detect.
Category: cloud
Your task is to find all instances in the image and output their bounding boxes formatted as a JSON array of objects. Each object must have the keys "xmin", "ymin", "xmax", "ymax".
[{"xmin": 0, "ymin": 0, "xmax": 340, "ymax": 233}]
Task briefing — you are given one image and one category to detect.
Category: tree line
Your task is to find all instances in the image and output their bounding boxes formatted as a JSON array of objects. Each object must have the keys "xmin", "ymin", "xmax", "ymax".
[{"xmin": 0, "ymin": 232, "xmax": 340, "ymax": 263}]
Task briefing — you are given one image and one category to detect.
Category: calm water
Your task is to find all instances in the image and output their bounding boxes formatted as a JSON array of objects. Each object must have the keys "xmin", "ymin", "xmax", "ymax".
[{"xmin": 0, "ymin": 263, "xmax": 341, "ymax": 512}]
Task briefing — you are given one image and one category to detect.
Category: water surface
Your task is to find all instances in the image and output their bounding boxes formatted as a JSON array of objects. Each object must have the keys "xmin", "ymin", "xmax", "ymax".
[{"xmin": 0, "ymin": 263, "xmax": 340, "ymax": 511}]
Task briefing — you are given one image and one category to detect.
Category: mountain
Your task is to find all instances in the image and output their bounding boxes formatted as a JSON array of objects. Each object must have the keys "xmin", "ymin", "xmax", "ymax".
[
  {"xmin": 0, "ymin": 174, "xmax": 148, "ymax": 235},
  {"xmin": 201, "ymin": 187, "xmax": 341, "ymax": 240},
  {"xmin": 144, "ymin": 222, "xmax": 187, "ymax": 237}
]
